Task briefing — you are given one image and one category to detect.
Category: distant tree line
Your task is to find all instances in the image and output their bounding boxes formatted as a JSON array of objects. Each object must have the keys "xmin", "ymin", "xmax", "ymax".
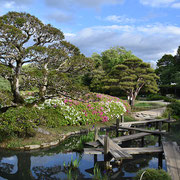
[{"xmin": 156, "ymin": 46, "xmax": 180, "ymax": 97}]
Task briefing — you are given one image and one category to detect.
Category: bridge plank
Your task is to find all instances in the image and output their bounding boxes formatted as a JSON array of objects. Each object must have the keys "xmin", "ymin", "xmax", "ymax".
[{"xmin": 163, "ymin": 141, "xmax": 180, "ymax": 180}]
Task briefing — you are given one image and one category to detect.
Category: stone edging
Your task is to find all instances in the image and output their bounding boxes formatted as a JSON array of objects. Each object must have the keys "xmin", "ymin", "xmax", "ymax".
[{"xmin": 8, "ymin": 129, "xmax": 90, "ymax": 151}]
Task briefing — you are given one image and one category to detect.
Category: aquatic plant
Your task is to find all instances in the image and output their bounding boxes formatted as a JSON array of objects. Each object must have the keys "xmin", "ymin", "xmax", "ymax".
[{"xmin": 92, "ymin": 164, "xmax": 108, "ymax": 180}]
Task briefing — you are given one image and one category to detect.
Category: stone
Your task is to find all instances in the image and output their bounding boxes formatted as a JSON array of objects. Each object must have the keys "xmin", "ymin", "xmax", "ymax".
[
  {"xmin": 35, "ymin": 127, "xmax": 50, "ymax": 135},
  {"xmin": 24, "ymin": 145, "xmax": 30, "ymax": 151},
  {"xmin": 40, "ymin": 143, "xmax": 50, "ymax": 148},
  {"xmin": 29, "ymin": 145, "xmax": 40, "ymax": 150},
  {"xmin": 50, "ymin": 140, "xmax": 59, "ymax": 146}
]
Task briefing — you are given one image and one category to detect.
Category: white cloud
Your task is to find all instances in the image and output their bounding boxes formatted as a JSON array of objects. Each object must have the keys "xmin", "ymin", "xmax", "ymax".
[
  {"xmin": 46, "ymin": 11, "xmax": 73, "ymax": 23},
  {"xmin": 139, "ymin": 0, "xmax": 176, "ymax": 7},
  {"xmin": 105, "ymin": 15, "xmax": 136, "ymax": 23},
  {"xmin": 65, "ymin": 23, "xmax": 180, "ymax": 62},
  {"xmin": 64, "ymin": 33, "xmax": 76, "ymax": 37},
  {"xmin": 171, "ymin": 2, "xmax": 180, "ymax": 8},
  {"xmin": 4, "ymin": 1, "xmax": 15, "ymax": 8}
]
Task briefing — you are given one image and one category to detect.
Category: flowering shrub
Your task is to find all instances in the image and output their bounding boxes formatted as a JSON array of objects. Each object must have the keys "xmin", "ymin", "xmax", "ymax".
[{"xmin": 37, "ymin": 93, "xmax": 130, "ymax": 126}]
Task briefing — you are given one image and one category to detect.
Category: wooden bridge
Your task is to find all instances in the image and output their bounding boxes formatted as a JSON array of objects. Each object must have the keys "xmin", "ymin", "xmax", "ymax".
[{"xmin": 84, "ymin": 116, "xmax": 180, "ymax": 180}]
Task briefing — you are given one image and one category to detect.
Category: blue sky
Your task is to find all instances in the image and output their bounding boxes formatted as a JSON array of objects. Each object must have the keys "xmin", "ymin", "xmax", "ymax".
[{"xmin": 1, "ymin": 0, "xmax": 180, "ymax": 66}]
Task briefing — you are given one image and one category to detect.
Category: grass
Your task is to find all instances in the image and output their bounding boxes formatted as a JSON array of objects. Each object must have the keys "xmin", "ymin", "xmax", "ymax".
[{"xmin": 132, "ymin": 101, "xmax": 166, "ymax": 112}]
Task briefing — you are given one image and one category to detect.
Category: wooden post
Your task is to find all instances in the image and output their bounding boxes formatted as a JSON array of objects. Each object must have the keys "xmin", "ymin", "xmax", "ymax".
[
  {"xmin": 121, "ymin": 115, "xmax": 124, "ymax": 123},
  {"xmin": 141, "ymin": 137, "xmax": 144, "ymax": 147},
  {"xmin": 94, "ymin": 154, "xmax": 97, "ymax": 166},
  {"xmin": 95, "ymin": 127, "xmax": 98, "ymax": 141},
  {"xmin": 156, "ymin": 122, "xmax": 159, "ymax": 129},
  {"xmin": 158, "ymin": 153, "xmax": 163, "ymax": 169},
  {"xmin": 159, "ymin": 122, "xmax": 162, "ymax": 131},
  {"xmin": 116, "ymin": 118, "xmax": 120, "ymax": 137},
  {"xmin": 168, "ymin": 114, "xmax": 171, "ymax": 132},
  {"xmin": 158, "ymin": 135, "xmax": 162, "ymax": 146},
  {"xmin": 104, "ymin": 135, "xmax": 109, "ymax": 155}
]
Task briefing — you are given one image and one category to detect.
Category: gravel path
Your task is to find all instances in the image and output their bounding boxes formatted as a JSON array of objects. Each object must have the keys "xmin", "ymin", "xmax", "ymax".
[{"xmin": 132, "ymin": 107, "xmax": 167, "ymax": 120}]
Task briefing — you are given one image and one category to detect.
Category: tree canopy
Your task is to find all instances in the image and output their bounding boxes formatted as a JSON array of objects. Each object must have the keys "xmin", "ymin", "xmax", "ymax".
[
  {"xmin": 0, "ymin": 12, "xmax": 93, "ymax": 104},
  {"xmin": 156, "ymin": 46, "xmax": 180, "ymax": 87},
  {"xmin": 103, "ymin": 58, "xmax": 159, "ymax": 105}
]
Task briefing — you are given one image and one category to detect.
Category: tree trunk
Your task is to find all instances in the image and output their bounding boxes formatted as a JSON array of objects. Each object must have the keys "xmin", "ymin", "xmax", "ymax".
[
  {"xmin": 39, "ymin": 63, "xmax": 48, "ymax": 102},
  {"xmin": 10, "ymin": 62, "xmax": 24, "ymax": 104}
]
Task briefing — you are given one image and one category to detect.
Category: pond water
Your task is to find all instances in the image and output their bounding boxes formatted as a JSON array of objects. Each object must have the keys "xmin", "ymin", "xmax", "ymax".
[{"xmin": 0, "ymin": 134, "xmax": 167, "ymax": 180}]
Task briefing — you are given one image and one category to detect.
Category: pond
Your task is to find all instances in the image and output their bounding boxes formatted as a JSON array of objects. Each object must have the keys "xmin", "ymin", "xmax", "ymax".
[{"xmin": 0, "ymin": 133, "xmax": 168, "ymax": 180}]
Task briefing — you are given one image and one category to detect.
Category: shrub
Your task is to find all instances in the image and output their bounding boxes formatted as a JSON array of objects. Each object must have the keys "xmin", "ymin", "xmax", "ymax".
[
  {"xmin": 134, "ymin": 168, "xmax": 171, "ymax": 180},
  {"xmin": 146, "ymin": 94, "xmax": 164, "ymax": 101},
  {"xmin": 0, "ymin": 107, "xmax": 39, "ymax": 140},
  {"xmin": 38, "ymin": 93, "xmax": 130, "ymax": 126},
  {"xmin": 0, "ymin": 90, "xmax": 13, "ymax": 107},
  {"xmin": 167, "ymin": 101, "xmax": 180, "ymax": 118}
]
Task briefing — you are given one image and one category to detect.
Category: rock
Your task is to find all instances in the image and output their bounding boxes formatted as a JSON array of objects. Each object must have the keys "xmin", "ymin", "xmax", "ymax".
[
  {"xmin": 40, "ymin": 143, "xmax": 50, "ymax": 148},
  {"xmin": 35, "ymin": 127, "xmax": 50, "ymax": 135},
  {"xmin": 50, "ymin": 140, "xmax": 59, "ymax": 146},
  {"xmin": 29, "ymin": 145, "xmax": 40, "ymax": 150},
  {"xmin": 24, "ymin": 145, "xmax": 30, "ymax": 151}
]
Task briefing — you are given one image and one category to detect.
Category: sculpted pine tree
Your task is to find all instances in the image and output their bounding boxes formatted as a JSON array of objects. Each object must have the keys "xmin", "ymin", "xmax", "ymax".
[
  {"xmin": 0, "ymin": 12, "xmax": 64, "ymax": 104},
  {"xmin": 103, "ymin": 58, "xmax": 159, "ymax": 106}
]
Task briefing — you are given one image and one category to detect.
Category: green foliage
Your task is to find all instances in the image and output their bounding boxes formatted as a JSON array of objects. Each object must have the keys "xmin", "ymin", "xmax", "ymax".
[
  {"xmin": 134, "ymin": 168, "xmax": 171, "ymax": 180},
  {"xmin": 0, "ymin": 77, "xmax": 11, "ymax": 91},
  {"xmin": 76, "ymin": 132, "xmax": 94, "ymax": 151},
  {"xmin": 146, "ymin": 94, "xmax": 176, "ymax": 102},
  {"xmin": 0, "ymin": 90, "xmax": 13, "ymax": 107},
  {"xmin": 101, "ymin": 46, "xmax": 137, "ymax": 73},
  {"xmin": 156, "ymin": 46, "xmax": 180, "ymax": 89},
  {"xmin": 146, "ymin": 94, "xmax": 165, "ymax": 101},
  {"xmin": 93, "ymin": 164, "xmax": 108, "ymax": 180},
  {"xmin": 103, "ymin": 58, "xmax": 159, "ymax": 104},
  {"xmin": 0, "ymin": 107, "xmax": 38, "ymax": 140},
  {"xmin": 167, "ymin": 101, "xmax": 180, "ymax": 118}
]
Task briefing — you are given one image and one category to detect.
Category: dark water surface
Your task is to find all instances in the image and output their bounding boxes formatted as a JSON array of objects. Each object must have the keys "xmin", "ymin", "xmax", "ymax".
[{"xmin": 0, "ymin": 134, "xmax": 168, "ymax": 180}]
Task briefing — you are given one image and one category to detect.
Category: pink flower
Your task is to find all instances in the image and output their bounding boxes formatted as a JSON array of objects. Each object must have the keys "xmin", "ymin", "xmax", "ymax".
[
  {"xmin": 100, "ymin": 112, "xmax": 103, "ymax": 116},
  {"xmin": 69, "ymin": 104, "xmax": 72, "ymax": 106},
  {"xmin": 92, "ymin": 111, "xmax": 97, "ymax": 114},
  {"xmin": 102, "ymin": 116, "xmax": 108, "ymax": 122},
  {"xmin": 100, "ymin": 107, "xmax": 104, "ymax": 110},
  {"xmin": 85, "ymin": 113, "xmax": 87, "ymax": 117},
  {"xmin": 69, "ymin": 99, "xmax": 72, "ymax": 102},
  {"xmin": 64, "ymin": 99, "xmax": 68, "ymax": 103},
  {"xmin": 87, "ymin": 104, "xmax": 91, "ymax": 107}
]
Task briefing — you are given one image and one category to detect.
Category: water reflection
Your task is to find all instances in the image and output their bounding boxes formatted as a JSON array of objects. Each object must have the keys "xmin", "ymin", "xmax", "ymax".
[
  {"xmin": 0, "ymin": 150, "xmax": 166, "ymax": 180},
  {"xmin": 0, "ymin": 134, "xmax": 167, "ymax": 180}
]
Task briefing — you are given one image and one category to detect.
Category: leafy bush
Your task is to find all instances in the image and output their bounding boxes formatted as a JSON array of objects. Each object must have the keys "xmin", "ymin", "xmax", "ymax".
[
  {"xmin": 146, "ymin": 94, "xmax": 165, "ymax": 101},
  {"xmin": 0, "ymin": 93, "xmax": 129, "ymax": 141},
  {"xmin": 0, "ymin": 77, "xmax": 11, "ymax": 92},
  {"xmin": 167, "ymin": 101, "xmax": 180, "ymax": 118},
  {"xmin": 0, "ymin": 90, "xmax": 13, "ymax": 107},
  {"xmin": 135, "ymin": 168, "xmax": 171, "ymax": 180},
  {"xmin": 38, "ymin": 93, "xmax": 130, "ymax": 126},
  {"xmin": 147, "ymin": 94, "xmax": 176, "ymax": 103},
  {"xmin": 0, "ymin": 107, "xmax": 39, "ymax": 140}
]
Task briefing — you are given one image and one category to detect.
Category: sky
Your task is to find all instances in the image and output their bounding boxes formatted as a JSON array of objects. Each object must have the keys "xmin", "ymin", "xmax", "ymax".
[{"xmin": 0, "ymin": 0, "xmax": 180, "ymax": 67}]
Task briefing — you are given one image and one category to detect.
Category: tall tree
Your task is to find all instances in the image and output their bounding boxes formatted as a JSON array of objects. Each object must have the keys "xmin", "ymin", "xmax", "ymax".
[
  {"xmin": 155, "ymin": 54, "xmax": 175, "ymax": 85},
  {"xmin": 101, "ymin": 46, "xmax": 137, "ymax": 73},
  {"xmin": 0, "ymin": 12, "xmax": 64, "ymax": 104},
  {"xmin": 103, "ymin": 58, "xmax": 159, "ymax": 106}
]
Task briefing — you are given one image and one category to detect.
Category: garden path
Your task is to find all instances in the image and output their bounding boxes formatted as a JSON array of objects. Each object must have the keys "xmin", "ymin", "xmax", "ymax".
[{"xmin": 132, "ymin": 107, "xmax": 166, "ymax": 120}]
